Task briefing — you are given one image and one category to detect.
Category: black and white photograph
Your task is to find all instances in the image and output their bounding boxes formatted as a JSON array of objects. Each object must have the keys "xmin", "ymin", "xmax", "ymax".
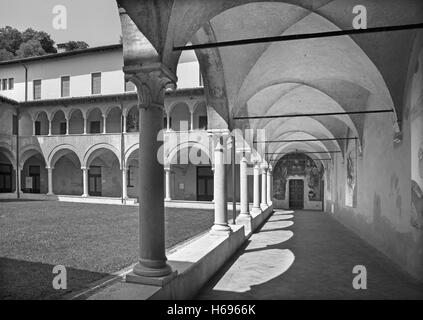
[{"xmin": 0, "ymin": 0, "xmax": 422, "ymax": 308}]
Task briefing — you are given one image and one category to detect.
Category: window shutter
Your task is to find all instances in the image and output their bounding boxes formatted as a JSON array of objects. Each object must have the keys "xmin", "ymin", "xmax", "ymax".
[
  {"xmin": 33, "ymin": 80, "xmax": 41, "ymax": 100},
  {"xmin": 92, "ymin": 73, "xmax": 101, "ymax": 94},
  {"xmin": 61, "ymin": 76, "xmax": 70, "ymax": 97}
]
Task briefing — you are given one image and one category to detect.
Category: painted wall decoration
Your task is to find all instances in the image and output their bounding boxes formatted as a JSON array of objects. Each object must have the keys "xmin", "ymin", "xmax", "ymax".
[
  {"xmin": 273, "ymin": 154, "xmax": 323, "ymax": 201},
  {"xmin": 345, "ymin": 150, "xmax": 357, "ymax": 207}
]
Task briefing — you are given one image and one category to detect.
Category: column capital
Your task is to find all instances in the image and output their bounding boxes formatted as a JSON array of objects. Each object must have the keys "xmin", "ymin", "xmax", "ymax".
[{"xmin": 124, "ymin": 63, "xmax": 177, "ymax": 108}]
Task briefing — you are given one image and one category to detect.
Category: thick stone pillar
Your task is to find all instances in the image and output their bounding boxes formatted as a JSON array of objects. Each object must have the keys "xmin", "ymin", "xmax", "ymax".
[
  {"xmin": 267, "ymin": 166, "xmax": 272, "ymax": 205},
  {"xmin": 164, "ymin": 167, "xmax": 171, "ymax": 201},
  {"xmin": 252, "ymin": 161, "xmax": 261, "ymax": 214},
  {"xmin": 122, "ymin": 167, "xmax": 128, "ymax": 200},
  {"xmin": 47, "ymin": 167, "xmax": 54, "ymax": 195},
  {"xmin": 239, "ymin": 155, "xmax": 250, "ymax": 218},
  {"xmin": 82, "ymin": 168, "xmax": 89, "ymax": 197},
  {"xmin": 211, "ymin": 134, "xmax": 232, "ymax": 235},
  {"xmin": 261, "ymin": 165, "xmax": 268, "ymax": 208},
  {"xmin": 125, "ymin": 64, "xmax": 176, "ymax": 282}
]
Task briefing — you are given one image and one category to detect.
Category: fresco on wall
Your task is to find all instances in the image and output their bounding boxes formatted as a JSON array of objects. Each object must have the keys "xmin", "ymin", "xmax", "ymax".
[
  {"xmin": 345, "ymin": 150, "xmax": 357, "ymax": 207},
  {"xmin": 273, "ymin": 154, "xmax": 323, "ymax": 201},
  {"xmin": 411, "ymin": 146, "xmax": 423, "ymax": 230}
]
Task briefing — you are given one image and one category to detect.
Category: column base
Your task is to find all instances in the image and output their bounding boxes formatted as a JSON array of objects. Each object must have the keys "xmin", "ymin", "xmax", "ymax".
[
  {"xmin": 82, "ymin": 194, "xmax": 88, "ymax": 198},
  {"xmin": 251, "ymin": 207, "xmax": 262, "ymax": 214},
  {"xmin": 261, "ymin": 204, "xmax": 269, "ymax": 210},
  {"xmin": 126, "ymin": 268, "xmax": 177, "ymax": 287},
  {"xmin": 210, "ymin": 224, "xmax": 232, "ymax": 236},
  {"xmin": 164, "ymin": 198, "xmax": 172, "ymax": 201},
  {"xmin": 237, "ymin": 212, "xmax": 252, "ymax": 220},
  {"xmin": 46, "ymin": 192, "xmax": 55, "ymax": 196}
]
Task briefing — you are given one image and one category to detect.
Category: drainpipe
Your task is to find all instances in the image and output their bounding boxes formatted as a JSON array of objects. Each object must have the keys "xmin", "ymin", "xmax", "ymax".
[{"xmin": 16, "ymin": 65, "xmax": 28, "ymax": 198}]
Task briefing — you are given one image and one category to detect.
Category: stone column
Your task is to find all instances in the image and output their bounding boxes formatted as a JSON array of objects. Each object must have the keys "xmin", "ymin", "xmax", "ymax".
[
  {"xmin": 239, "ymin": 155, "xmax": 250, "ymax": 218},
  {"xmin": 102, "ymin": 114, "xmax": 107, "ymax": 134},
  {"xmin": 48, "ymin": 120, "xmax": 52, "ymax": 136},
  {"xmin": 124, "ymin": 64, "xmax": 176, "ymax": 281},
  {"xmin": 267, "ymin": 166, "xmax": 272, "ymax": 205},
  {"xmin": 17, "ymin": 166, "xmax": 22, "ymax": 193},
  {"xmin": 261, "ymin": 165, "xmax": 268, "ymax": 208},
  {"xmin": 166, "ymin": 114, "xmax": 170, "ymax": 131},
  {"xmin": 164, "ymin": 167, "xmax": 171, "ymax": 201},
  {"xmin": 32, "ymin": 121, "xmax": 36, "ymax": 136},
  {"xmin": 83, "ymin": 117, "xmax": 87, "ymax": 134},
  {"xmin": 122, "ymin": 114, "xmax": 127, "ymax": 133},
  {"xmin": 252, "ymin": 161, "xmax": 261, "ymax": 214},
  {"xmin": 190, "ymin": 111, "xmax": 194, "ymax": 131},
  {"xmin": 122, "ymin": 167, "xmax": 128, "ymax": 200},
  {"xmin": 211, "ymin": 134, "xmax": 232, "ymax": 235},
  {"xmin": 47, "ymin": 167, "xmax": 54, "ymax": 195},
  {"xmin": 82, "ymin": 168, "xmax": 89, "ymax": 197},
  {"xmin": 66, "ymin": 118, "xmax": 70, "ymax": 135}
]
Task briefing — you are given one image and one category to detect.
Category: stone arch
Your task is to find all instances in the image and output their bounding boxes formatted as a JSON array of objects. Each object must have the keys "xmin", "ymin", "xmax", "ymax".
[
  {"xmin": 47, "ymin": 144, "xmax": 82, "ymax": 169},
  {"xmin": 83, "ymin": 143, "xmax": 121, "ymax": 168}
]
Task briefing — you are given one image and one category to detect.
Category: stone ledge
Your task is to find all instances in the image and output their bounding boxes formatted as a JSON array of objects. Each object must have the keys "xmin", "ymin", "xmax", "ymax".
[{"xmin": 87, "ymin": 207, "xmax": 274, "ymax": 300}]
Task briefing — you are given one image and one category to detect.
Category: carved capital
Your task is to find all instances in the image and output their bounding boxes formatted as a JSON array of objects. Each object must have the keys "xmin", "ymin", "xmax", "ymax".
[{"xmin": 124, "ymin": 63, "xmax": 177, "ymax": 108}]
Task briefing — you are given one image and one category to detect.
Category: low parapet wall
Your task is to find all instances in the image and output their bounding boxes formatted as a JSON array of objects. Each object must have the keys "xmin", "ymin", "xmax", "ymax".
[{"xmin": 87, "ymin": 205, "xmax": 274, "ymax": 300}]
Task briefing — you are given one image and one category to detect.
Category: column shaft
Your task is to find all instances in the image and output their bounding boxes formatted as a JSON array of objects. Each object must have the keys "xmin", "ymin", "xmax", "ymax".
[
  {"xmin": 239, "ymin": 156, "xmax": 249, "ymax": 216},
  {"xmin": 211, "ymin": 136, "xmax": 231, "ymax": 234},
  {"xmin": 82, "ymin": 168, "xmax": 88, "ymax": 197},
  {"xmin": 102, "ymin": 115, "xmax": 107, "ymax": 134},
  {"xmin": 122, "ymin": 168, "xmax": 128, "ymax": 199},
  {"xmin": 252, "ymin": 162, "xmax": 261, "ymax": 213},
  {"xmin": 267, "ymin": 170, "xmax": 272, "ymax": 205},
  {"xmin": 261, "ymin": 168, "xmax": 267, "ymax": 207},
  {"xmin": 165, "ymin": 168, "xmax": 171, "ymax": 201},
  {"xmin": 47, "ymin": 168, "xmax": 54, "ymax": 195},
  {"xmin": 83, "ymin": 118, "xmax": 87, "ymax": 134}
]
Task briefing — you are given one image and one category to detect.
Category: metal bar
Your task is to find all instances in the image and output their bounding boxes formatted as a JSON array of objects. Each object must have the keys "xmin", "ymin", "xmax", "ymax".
[
  {"xmin": 266, "ymin": 151, "xmax": 341, "ymax": 154},
  {"xmin": 234, "ymin": 109, "xmax": 394, "ymax": 120},
  {"xmin": 232, "ymin": 135, "xmax": 236, "ymax": 224},
  {"xmin": 174, "ymin": 23, "xmax": 423, "ymax": 51},
  {"xmin": 255, "ymin": 137, "xmax": 358, "ymax": 143}
]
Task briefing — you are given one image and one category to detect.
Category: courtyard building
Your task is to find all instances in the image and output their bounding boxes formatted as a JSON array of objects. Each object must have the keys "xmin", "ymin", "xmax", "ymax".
[{"xmin": 1, "ymin": 0, "xmax": 422, "ymax": 300}]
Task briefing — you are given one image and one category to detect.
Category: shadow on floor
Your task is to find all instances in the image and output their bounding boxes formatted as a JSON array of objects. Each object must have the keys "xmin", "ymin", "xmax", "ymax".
[
  {"xmin": 196, "ymin": 210, "xmax": 423, "ymax": 300},
  {"xmin": 0, "ymin": 257, "xmax": 109, "ymax": 300}
]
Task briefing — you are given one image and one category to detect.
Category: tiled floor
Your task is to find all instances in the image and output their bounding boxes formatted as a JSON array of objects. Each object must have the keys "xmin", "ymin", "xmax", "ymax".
[{"xmin": 197, "ymin": 210, "xmax": 423, "ymax": 300}]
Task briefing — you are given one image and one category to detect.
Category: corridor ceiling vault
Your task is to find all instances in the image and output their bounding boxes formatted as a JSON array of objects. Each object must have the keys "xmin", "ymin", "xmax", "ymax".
[{"xmin": 117, "ymin": 0, "xmax": 423, "ymax": 161}]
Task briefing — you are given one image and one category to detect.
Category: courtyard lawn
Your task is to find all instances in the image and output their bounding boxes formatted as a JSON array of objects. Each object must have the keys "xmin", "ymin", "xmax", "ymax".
[{"xmin": 0, "ymin": 200, "xmax": 214, "ymax": 299}]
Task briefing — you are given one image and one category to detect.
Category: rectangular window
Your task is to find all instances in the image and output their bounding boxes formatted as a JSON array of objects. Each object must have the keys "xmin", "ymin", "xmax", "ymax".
[
  {"xmin": 61, "ymin": 76, "xmax": 70, "ymax": 97},
  {"xmin": 2, "ymin": 79, "xmax": 8, "ymax": 91},
  {"xmin": 90, "ymin": 121, "xmax": 101, "ymax": 134},
  {"xmin": 33, "ymin": 79, "xmax": 41, "ymax": 100},
  {"xmin": 124, "ymin": 80, "xmax": 135, "ymax": 92},
  {"xmin": 35, "ymin": 121, "xmax": 41, "ymax": 135},
  {"xmin": 127, "ymin": 166, "xmax": 135, "ymax": 187},
  {"xmin": 198, "ymin": 116, "xmax": 207, "ymax": 130},
  {"xmin": 60, "ymin": 122, "xmax": 67, "ymax": 135},
  {"xmin": 91, "ymin": 72, "xmax": 101, "ymax": 95},
  {"xmin": 12, "ymin": 115, "xmax": 18, "ymax": 135},
  {"xmin": 8, "ymin": 78, "xmax": 14, "ymax": 90}
]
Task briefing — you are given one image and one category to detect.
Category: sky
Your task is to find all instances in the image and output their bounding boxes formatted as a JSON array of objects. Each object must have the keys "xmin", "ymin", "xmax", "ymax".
[{"xmin": 0, "ymin": 0, "xmax": 122, "ymax": 47}]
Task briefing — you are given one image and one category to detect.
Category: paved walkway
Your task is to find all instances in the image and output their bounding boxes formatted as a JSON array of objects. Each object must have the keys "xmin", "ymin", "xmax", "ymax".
[{"xmin": 196, "ymin": 210, "xmax": 423, "ymax": 300}]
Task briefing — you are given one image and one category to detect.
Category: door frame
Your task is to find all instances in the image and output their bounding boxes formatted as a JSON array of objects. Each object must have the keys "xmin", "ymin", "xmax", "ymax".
[
  {"xmin": 289, "ymin": 179, "xmax": 304, "ymax": 209},
  {"xmin": 88, "ymin": 166, "xmax": 102, "ymax": 196},
  {"xmin": 0, "ymin": 163, "xmax": 13, "ymax": 193},
  {"xmin": 196, "ymin": 165, "xmax": 213, "ymax": 201}
]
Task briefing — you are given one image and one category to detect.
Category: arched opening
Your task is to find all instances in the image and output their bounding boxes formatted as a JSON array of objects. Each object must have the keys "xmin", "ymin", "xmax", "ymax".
[
  {"xmin": 193, "ymin": 101, "xmax": 207, "ymax": 130},
  {"xmin": 106, "ymin": 106, "xmax": 122, "ymax": 133},
  {"xmin": 126, "ymin": 106, "xmax": 139, "ymax": 132},
  {"xmin": 0, "ymin": 148, "xmax": 15, "ymax": 193},
  {"xmin": 50, "ymin": 149, "xmax": 82, "ymax": 196},
  {"xmin": 21, "ymin": 150, "xmax": 47, "ymax": 194},
  {"xmin": 176, "ymin": 43, "xmax": 203, "ymax": 89},
  {"xmin": 68, "ymin": 109, "xmax": 84, "ymax": 134},
  {"xmin": 169, "ymin": 102, "xmax": 190, "ymax": 131},
  {"xmin": 87, "ymin": 108, "xmax": 103, "ymax": 134},
  {"xmin": 86, "ymin": 148, "xmax": 121, "ymax": 197},
  {"xmin": 168, "ymin": 144, "xmax": 212, "ymax": 201},
  {"xmin": 51, "ymin": 110, "xmax": 67, "ymax": 135},
  {"xmin": 34, "ymin": 111, "xmax": 49, "ymax": 136},
  {"xmin": 126, "ymin": 148, "xmax": 139, "ymax": 199},
  {"xmin": 272, "ymin": 153, "xmax": 325, "ymax": 211}
]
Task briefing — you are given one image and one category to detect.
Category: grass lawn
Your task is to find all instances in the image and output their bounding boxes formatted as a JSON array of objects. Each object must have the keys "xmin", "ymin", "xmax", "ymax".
[{"xmin": 0, "ymin": 200, "xmax": 214, "ymax": 299}]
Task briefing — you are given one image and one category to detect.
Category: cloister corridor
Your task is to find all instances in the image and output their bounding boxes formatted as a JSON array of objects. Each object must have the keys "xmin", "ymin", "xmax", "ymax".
[{"xmin": 196, "ymin": 210, "xmax": 423, "ymax": 300}]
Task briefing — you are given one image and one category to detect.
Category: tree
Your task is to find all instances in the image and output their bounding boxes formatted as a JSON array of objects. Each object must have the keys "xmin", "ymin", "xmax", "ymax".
[
  {"xmin": 0, "ymin": 49, "xmax": 14, "ymax": 61},
  {"xmin": 22, "ymin": 28, "xmax": 57, "ymax": 53},
  {"xmin": 0, "ymin": 26, "xmax": 23, "ymax": 54},
  {"xmin": 60, "ymin": 41, "xmax": 89, "ymax": 51},
  {"xmin": 16, "ymin": 39, "xmax": 46, "ymax": 58}
]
